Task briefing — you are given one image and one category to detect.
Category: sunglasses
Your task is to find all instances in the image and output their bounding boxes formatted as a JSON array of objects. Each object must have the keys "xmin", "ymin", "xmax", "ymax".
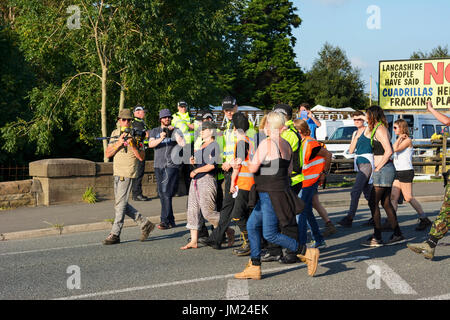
[
  {"xmin": 120, "ymin": 119, "xmax": 131, "ymax": 122},
  {"xmin": 353, "ymin": 118, "xmax": 363, "ymax": 121},
  {"xmin": 393, "ymin": 126, "xmax": 398, "ymax": 129}
]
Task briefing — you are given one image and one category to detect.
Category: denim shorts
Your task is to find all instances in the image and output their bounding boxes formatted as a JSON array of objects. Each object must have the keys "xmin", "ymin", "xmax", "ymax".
[{"xmin": 372, "ymin": 161, "xmax": 395, "ymax": 187}]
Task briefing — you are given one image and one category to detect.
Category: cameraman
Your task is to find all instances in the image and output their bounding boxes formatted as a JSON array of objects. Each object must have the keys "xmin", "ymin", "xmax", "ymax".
[
  {"xmin": 131, "ymin": 105, "xmax": 151, "ymax": 201},
  {"xmin": 103, "ymin": 109, "xmax": 155, "ymax": 245},
  {"xmin": 149, "ymin": 109, "xmax": 186, "ymax": 230}
]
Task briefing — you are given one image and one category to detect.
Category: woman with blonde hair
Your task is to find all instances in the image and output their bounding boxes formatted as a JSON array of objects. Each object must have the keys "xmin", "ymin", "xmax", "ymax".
[
  {"xmin": 362, "ymin": 106, "xmax": 404, "ymax": 247},
  {"xmin": 234, "ymin": 112, "xmax": 319, "ymax": 280},
  {"xmin": 390, "ymin": 119, "xmax": 431, "ymax": 231}
]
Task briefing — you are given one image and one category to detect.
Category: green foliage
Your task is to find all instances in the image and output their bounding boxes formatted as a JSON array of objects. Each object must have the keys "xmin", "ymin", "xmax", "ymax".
[
  {"xmin": 304, "ymin": 43, "xmax": 368, "ymax": 109},
  {"xmin": 82, "ymin": 186, "xmax": 97, "ymax": 204},
  {"xmin": 235, "ymin": 0, "xmax": 305, "ymax": 109},
  {"xmin": 411, "ymin": 45, "xmax": 450, "ymax": 59},
  {"xmin": 1, "ymin": 0, "xmax": 370, "ymax": 166}
]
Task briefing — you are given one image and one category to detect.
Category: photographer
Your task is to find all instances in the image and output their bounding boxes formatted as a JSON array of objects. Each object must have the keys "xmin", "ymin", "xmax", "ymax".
[
  {"xmin": 102, "ymin": 109, "xmax": 155, "ymax": 245},
  {"xmin": 149, "ymin": 109, "xmax": 186, "ymax": 230},
  {"xmin": 131, "ymin": 105, "xmax": 151, "ymax": 201}
]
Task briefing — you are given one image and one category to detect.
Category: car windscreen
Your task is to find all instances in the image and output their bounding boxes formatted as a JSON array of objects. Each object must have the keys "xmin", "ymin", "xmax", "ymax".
[{"xmin": 329, "ymin": 126, "xmax": 357, "ymax": 140}]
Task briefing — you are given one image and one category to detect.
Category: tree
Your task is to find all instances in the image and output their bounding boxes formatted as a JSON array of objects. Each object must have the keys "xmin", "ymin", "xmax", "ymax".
[
  {"xmin": 304, "ymin": 43, "xmax": 368, "ymax": 109},
  {"xmin": 234, "ymin": 0, "xmax": 305, "ymax": 109},
  {"xmin": 411, "ymin": 45, "xmax": 450, "ymax": 59},
  {"xmin": 1, "ymin": 0, "xmax": 233, "ymax": 162}
]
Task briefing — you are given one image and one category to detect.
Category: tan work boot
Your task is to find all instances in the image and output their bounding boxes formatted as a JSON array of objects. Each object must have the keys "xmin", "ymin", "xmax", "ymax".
[
  {"xmin": 407, "ymin": 241, "xmax": 435, "ymax": 260},
  {"xmin": 298, "ymin": 248, "xmax": 320, "ymax": 276},
  {"xmin": 140, "ymin": 220, "xmax": 155, "ymax": 242},
  {"xmin": 234, "ymin": 259, "xmax": 261, "ymax": 280}
]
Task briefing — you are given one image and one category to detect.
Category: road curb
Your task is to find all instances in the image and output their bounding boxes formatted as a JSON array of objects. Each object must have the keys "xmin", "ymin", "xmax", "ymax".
[
  {"xmin": 0, "ymin": 195, "xmax": 443, "ymax": 241},
  {"xmin": 0, "ymin": 213, "xmax": 188, "ymax": 242}
]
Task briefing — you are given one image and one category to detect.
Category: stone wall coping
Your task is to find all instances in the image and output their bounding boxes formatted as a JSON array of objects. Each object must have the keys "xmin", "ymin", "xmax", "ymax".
[{"xmin": 29, "ymin": 158, "xmax": 96, "ymax": 178}]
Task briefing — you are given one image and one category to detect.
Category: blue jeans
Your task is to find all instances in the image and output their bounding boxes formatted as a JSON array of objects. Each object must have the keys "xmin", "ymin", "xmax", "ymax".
[
  {"xmin": 247, "ymin": 192, "xmax": 299, "ymax": 260},
  {"xmin": 297, "ymin": 181, "xmax": 324, "ymax": 245},
  {"xmin": 154, "ymin": 167, "xmax": 179, "ymax": 225}
]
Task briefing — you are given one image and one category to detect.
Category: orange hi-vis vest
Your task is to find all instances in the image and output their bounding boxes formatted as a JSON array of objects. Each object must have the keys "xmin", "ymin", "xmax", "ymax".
[
  {"xmin": 300, "ymin": 136, "xmax": 325, "ymax": 188},
  {"xmin": 233, "ymin": 136, "xmax": 255, "ymax": 191}
]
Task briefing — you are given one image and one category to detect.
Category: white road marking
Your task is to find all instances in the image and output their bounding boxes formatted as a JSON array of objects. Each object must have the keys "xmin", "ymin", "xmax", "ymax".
[
  {"xmin": 364, "ymin": 260, "xmax": 417, "ymax": 295},
  {"xmin": 0, "ymin": 235, "xmax": 179, "ymax": 257},
  {"xmin": 418, "ymin": 293, "xmax": 450, "ymax": 300},
  {"xmin": 226, "ymin": 280, "xmax": 249, "ymax": 300},
  {"xmin": 0, "ymin": 243, "xmax": 101, "ymax": 256},
  {"xmin": 54, "ymin": 255, "xmax": 370, "ymax": 300}
]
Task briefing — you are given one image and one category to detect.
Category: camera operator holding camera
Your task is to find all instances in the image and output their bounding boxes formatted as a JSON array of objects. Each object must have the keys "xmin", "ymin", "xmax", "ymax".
[
  {"xmin": 131, "ymin": 105, "xmax": 151, "ymax": 201},
  {"xmin": 102, "ymin": 109, "xmax": 156, "ymax": 245},
  {"xmin": 148, "ymin": 109, "xmax": 186, "ymax": 230}
]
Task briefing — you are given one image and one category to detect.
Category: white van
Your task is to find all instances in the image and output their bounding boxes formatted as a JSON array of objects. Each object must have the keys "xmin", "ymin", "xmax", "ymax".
[
  {"xmin": 324, "ymin": 124, "xmax": 358, "ymax": 162},
  {"xmin": 384, "ymin": 112, "xmax": 448, "ymax": 157},
  {"xmin": 315, "ymin": 119, "xmax": 354, "ymax": 141},
  {"xmin": 385, "ymin": 112, "xmax": 447, "ymax": 142}
]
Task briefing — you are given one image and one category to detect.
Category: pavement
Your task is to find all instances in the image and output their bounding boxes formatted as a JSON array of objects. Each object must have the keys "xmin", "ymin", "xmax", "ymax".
[{"xmin": 0, "ymin": 181, "xmax": 445, "ymax": 241}]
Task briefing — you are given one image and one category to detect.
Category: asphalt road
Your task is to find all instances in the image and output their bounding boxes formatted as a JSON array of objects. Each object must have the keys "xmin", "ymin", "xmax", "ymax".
[{"xmin": 0, "ymin": 201, "xmax": 449, "ymax": 301}]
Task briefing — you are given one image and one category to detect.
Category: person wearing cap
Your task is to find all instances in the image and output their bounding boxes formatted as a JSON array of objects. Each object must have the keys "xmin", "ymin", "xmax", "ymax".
[
  {"xmin": 204, "ymin": 96, "xmax": 242, "ymax": 249},
  {"xmin": 181, "ymin": 121, "xmax": 234, "ymax": 250},
  {"xmin": 131, "ymin": 105, "xmax": 151, "ymax": 201},
  {"xmin": 172, "ymin": 101, "xmax": 195, "ymax": 197},
  {"xmin": 229, "ymin": 112, "xmax": 255, "ymax": 256},
  {"xmin": 186, "ymin": 111, "xmax": 224, "ymax": 243},
  {"xmin": 149, "ymin": 108, "xmax": 186, "ymax": 230},
  {"xmin": 102, "ymin": 108, "xmax": 156, "ymax": 245}
]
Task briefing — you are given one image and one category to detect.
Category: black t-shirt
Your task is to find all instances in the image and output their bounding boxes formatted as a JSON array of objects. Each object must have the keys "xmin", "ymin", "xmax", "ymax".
[
  {"xmin": 309, "ymin": 146, "xmax": 321, "ymax": 161},
  {"xmin": 193, "ymin": 141, "xmax": 219, "ymax": 180},
  {"xmin": 235, "ymin": 140, "xmax": 250, "ymax": 161}
]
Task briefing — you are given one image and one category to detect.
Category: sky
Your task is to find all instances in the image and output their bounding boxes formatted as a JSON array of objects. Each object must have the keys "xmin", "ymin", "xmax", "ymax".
[{"xmin": 291, "ymin": 0, "xmax": 450, "ymax": 101}]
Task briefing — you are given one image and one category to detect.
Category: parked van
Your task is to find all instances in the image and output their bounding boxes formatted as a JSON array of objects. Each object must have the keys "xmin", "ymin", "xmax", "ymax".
[
  {"xmin": 384, "ymin": 112, "xmax": 448, "ymax": 145},
  {"xmin": 316, "ymin": 119, "xmax": 354, "ymax": 141},
  {"xmin": 325, "ymin": 125, "xmax": 358, "ymax": 167}
]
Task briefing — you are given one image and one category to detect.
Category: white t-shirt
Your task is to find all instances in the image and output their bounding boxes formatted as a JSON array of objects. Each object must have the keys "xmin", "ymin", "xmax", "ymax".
[{"xmin": 394, "ymin": 146, "xmax": 414, "ymax": 171}]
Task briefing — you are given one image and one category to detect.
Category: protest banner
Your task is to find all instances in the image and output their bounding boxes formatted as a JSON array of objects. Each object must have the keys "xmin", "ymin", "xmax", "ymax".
[{"xmin": 379, "ymin": 58, "xmax": 450, "ymax": 109}]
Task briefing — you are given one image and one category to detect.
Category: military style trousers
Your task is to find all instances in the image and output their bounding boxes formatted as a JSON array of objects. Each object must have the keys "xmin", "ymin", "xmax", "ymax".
[{"xmin": 429, "ymin": 184, "xmax": 450, "ymax": 240}]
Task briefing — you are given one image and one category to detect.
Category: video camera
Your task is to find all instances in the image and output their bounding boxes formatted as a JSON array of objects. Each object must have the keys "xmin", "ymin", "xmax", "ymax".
[
  {"xmin": 96, "ymin": 121, "xmax": 147, "ymax": 144},
  {"xmin": 162, "ymin": 127, "xmax": 174, "ymax": 139},
  {"xmin": 127, "ymin": 121, "xmax": 147, "ymax": 142}
]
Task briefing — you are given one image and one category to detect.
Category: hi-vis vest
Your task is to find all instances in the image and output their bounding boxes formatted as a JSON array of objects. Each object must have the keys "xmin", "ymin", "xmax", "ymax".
[
  {"xmin": 281, "ymin": 120, "xmax": 303, "ymax": 186},
  {"xmin": 223, "ymin": 119, "xmax": 256, "ymax": 164},
  {"xmin": 299, "ymin": 136, "xmax": 325, "ymax": 188},
  {"xmin": 233, "ymin": 136, "xmax": 255, "ymax": 191},
  {"xmin": 172, "ymin": 112, "xmax": 194, "ymax": 144}
]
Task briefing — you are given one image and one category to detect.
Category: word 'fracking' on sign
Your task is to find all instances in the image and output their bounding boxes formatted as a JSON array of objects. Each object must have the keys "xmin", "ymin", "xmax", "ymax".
[{"xmin": 379, "ymin": 58, "xmax": 450, "ymax": 109}]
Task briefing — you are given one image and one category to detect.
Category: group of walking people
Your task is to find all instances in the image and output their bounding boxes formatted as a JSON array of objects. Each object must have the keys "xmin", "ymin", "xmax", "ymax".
[{"xmin": 103, "ymin": 97, "xmax": 449, "ymax": 279}]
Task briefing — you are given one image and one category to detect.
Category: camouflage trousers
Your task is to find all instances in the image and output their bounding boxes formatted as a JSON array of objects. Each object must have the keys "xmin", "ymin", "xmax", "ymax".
[{"xmin": 429, "ymin": 184, "xmax": 450, "ymax": 240}]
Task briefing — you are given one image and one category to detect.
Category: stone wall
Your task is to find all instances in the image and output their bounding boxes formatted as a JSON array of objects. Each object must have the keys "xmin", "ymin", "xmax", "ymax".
[
  {"xmin": 26, "ymin": 158, "xmax": 159, "ymax": 206},
  {"xmin": 0, "ymin": 179, "xmax": 36, "ymax": 209}
]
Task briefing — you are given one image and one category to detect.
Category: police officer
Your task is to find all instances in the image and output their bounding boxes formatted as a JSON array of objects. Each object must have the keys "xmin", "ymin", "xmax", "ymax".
[
  {"xmin": 131, "ymin": 105, "xmax": 150, "ymax": 201},
  {"xmin": 205, "ymin": 96, "xmax": 254, "ymax": 249}
]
